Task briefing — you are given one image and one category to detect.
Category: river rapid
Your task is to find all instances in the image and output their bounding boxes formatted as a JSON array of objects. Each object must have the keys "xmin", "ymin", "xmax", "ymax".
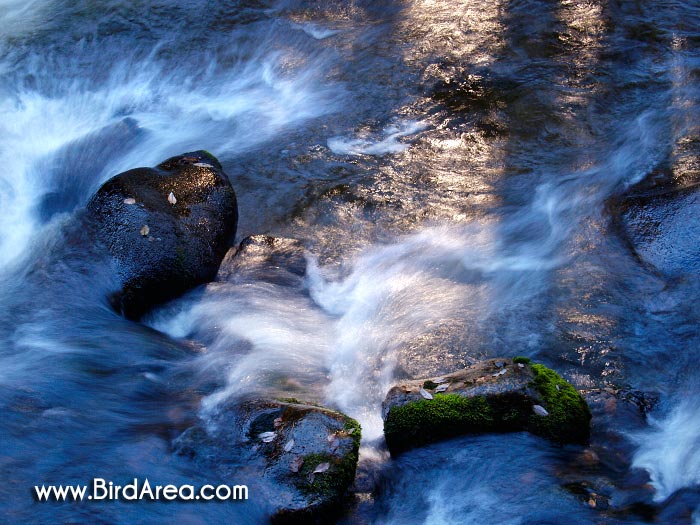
[{"xmin": 1, "ymin": 1, "xmax": 700, "ymax": 523}]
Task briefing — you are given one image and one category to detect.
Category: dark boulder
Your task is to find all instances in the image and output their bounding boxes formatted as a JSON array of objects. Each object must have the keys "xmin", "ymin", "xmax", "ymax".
[
  {"xmin": 174, "ymin": 399, "xmax": 361, "ymax": 523},
  {"xmin": 382, "ymin": 358, "xmax": 591, "ymax": 455},
  {"xmin": 85, "ymin": 150, "xmax": 237, "ymax": 319}
]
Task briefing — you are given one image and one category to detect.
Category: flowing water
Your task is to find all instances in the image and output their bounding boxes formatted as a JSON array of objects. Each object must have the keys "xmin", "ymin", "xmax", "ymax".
[{"xmin": 1, "ymin": 0, "xmax": 700, "ymax": 523}]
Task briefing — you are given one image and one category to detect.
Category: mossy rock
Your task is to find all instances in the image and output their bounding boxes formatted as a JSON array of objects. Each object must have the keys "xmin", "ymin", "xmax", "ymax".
[
  {"xmin": 174, "ymin": 398, "xmax": 361, "ymax": 524},
  {"xmin": 382, "ymin": 358, "xmax": 590, "ymax": 455},
  {"xmin": 526, "ymin": 364, "xmax": 591, "ymax": 444}
]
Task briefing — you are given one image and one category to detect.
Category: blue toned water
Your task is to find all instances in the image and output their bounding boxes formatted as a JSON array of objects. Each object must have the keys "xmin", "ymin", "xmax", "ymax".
[{"xmin": 1, "ymin": 1, "xmax": 700, "ymax": 523}]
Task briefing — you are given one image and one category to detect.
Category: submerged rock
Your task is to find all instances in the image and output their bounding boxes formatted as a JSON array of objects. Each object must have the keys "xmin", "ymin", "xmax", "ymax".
[
  {"xmin": 217, "ymin": 235, "xmax": 307, "ymax": 286},
  {"xmin": 382, "ymin": 357, "xmax": 591, "ymax": 455},
  {"xmin": 174, "ymin": 399, "xmax": 361, "ymax": 523},
  {"xmin": 611, "ymin": 179, "xmax": 700, "ymax": 276},
  {"xmin": 555, "ymin": 387, "xmax": 660, "ymax": 519},
  {"xmin": 85, "ymin": 150, "xmax": 237, "ymax": 319}
]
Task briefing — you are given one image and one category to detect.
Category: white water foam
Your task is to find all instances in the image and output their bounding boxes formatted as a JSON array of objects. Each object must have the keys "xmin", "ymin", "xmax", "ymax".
[
  {"xmin": 0, "ymin": 46, "xmax": 340, "ymax": 272},
  {"xmin": 293, "ymin": 22, "xmax": 341, "ymax": 40},
  {"xmin": 0, "ymin": 0, "xmax": 47, "ymax": 36},
  {"xmin": 328, "ymin": 120, "xmax": 427, "ymax": 155},
  {"xmin": 632, "ymin": 398, "xmax": 700, "ymax": 502},
  {"xmin": 149, "ymin": 108, "xmax": 672, "ymax": 444}
]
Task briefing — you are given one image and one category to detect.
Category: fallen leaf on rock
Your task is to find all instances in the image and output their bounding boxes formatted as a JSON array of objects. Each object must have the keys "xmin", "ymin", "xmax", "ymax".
[
  {"xmin": 123, "ymin": 197, "xmax": 136, "ymax": 205},
  {"xmin": 284, "ymin": 439, "xmax": 294, "ymax": 452},
  {"xmin": 435, "ymin": 384, "xmax": 449, "ymax": 393},
  {"xmin": 328, "ymin": 435, "xmax": 339, "ymax": 451},
  {"xmin": 140, "ymin": 225, "xmax": 150, "ymax": 236},
  {"xmin": 419, "ymin": 387, "xmax": 433, "ymax": 400},
  {"xmin": 168, "ymin": 191, "xmax": 177, "ymax": 205},
  {"xmin": 533, "ymin": 405, "xmax": 549, "ymax": 417},
  {"xmin": 313, "ymin": 462, "xmax": 330, "ymax": 474},
  {"xmin": 290, "ymin": 456, "xmax": 304, "ymax": 473},
  {"xmin": 258, "ymin": 431, "xmax": 276, "ymax": 443}
]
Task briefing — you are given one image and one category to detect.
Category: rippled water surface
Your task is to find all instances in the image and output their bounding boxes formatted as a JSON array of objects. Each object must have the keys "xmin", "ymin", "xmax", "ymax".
[{"xmin": 2, "ymin": 0, "xmax": 700, "ymax": 523}]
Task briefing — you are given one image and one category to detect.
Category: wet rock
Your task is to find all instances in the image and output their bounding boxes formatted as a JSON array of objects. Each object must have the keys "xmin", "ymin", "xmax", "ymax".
[
  {"xmin": 382, "ymin": 357, "xmax": 591, "ymax": 455},
  {"xmin": 217, "ymin": 235, "xmax": 306, "ymax": 286},
  {"xmin": 555, "ymin": 388, "xmax": 661, "ymax": 519},
  {"xmin": 612, "ymin": 183, "xmax": 700, "ymax": 276},
  {"xmin": 85, "ymin": 150, "xmax": 238, "ymax": 319},
  {"xmin": 174, "ymin": 399, "xmax": 361, "ymax": 524}
]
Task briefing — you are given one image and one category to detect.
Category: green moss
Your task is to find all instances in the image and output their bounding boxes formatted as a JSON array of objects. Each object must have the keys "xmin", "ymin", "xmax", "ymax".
[
  {"xmin": 526, "ymin": 364, "xmax": 591, "ymax": 444},
  {"xmin": 384, "ymin": 394, "xmax": 494, "ymax": 454},
  {"xmin": 296, "ymin": 417, "xmax": 361, "ymax": 501},
  {"xmin": 423, "ymin": 380, "xmax": 438, "ymax": 390},
  {"xmin": 382, "ymin": 361, "xmax": 591, "ymax": 454},
  {"xmin": 343, "ymin": 417, "xmax": 362, "ymax": 449},
  {"xmin": 513, "ymin": 356, "xmax": 531, "ymax": 364},
  {"xmin": 276, "ymin": 397, "xmax": 302, "ymax": 405}
]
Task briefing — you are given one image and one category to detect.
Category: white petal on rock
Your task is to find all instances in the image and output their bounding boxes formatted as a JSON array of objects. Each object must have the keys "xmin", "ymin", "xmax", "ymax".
[
  {"xmin": 491, "ymin": 369, "xmax": 507, "ymax": 377},
  {"xmin": 168, "ymin": 191, "xmax": 177, "ymax": 205},
  {"xmin": 518, "ymin": 363, "xmax": 525, "ymax": 368},
  {"xmin": 533, "ymin": 405, "xmax": 549, "ymax": 417},
  {"xmin": 259, "ymin": 431, "xmax": 276, "ymax": 443},
  {"xmin": 194, "ymin": 162, "xmax": 213, "ymax": 168},
  {"xmin": 434, "ymin": 377, "xmax": 448, "ymax": 384},
  {"xmin": 313, "ymin": 462, "xmax": 330, "ymax": 474},
  {"xmin": 284, "ymin": 439, "xmax": 294, "ymax": 452},
  {"xmin": 435, "ymin": 384, "xmax": 449, "ymax": 393},
  {"xmin": 140, "ymin": 224, "xmax": 150, "ymax": 236},
  {"xmin": 123, "ymin": 197, "xmax": 136, "ymax": 205},
  {"xmin": 419, "ymin": 387, "xmax": 433, "ymax": 400}
]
